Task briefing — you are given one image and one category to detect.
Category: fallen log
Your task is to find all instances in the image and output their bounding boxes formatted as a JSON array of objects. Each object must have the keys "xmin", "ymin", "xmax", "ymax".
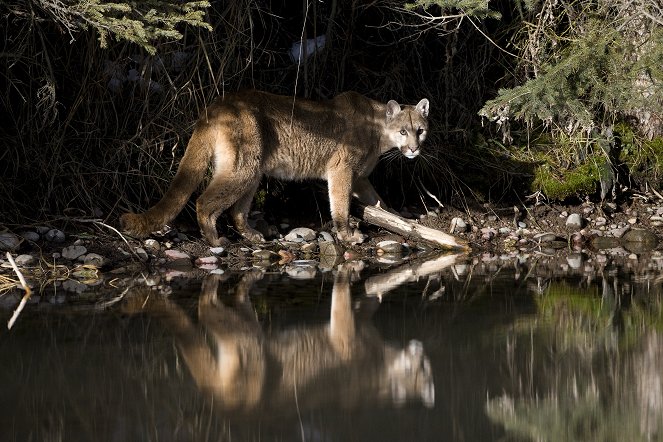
[{"xmin": 355, "ymin": 203, "xmax": 470, "ymax": 251}]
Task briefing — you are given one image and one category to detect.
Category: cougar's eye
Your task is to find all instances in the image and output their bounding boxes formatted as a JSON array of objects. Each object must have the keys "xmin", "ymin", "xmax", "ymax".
[
  {"xmin": 400, "ymin": 129, "xmax": 407, "ymax": 136},
  {"xmin": 417, "ymin": 128, "xmax": 425, "ymax": 136}
]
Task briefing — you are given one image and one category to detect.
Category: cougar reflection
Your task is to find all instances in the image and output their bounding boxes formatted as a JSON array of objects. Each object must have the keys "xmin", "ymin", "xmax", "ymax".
[{"xmin": 156, "ymin": 264, "xmax": 434, "ymax": 413}]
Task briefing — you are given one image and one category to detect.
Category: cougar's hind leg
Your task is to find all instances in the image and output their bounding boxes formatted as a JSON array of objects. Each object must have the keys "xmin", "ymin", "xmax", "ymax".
[
  {"xmin": 229, "ymin": 178, "xmax": 264, "ymax": 242},
  {"xmin": 196, "ymin": 176, "xmax": 243, "ymax": 246}
]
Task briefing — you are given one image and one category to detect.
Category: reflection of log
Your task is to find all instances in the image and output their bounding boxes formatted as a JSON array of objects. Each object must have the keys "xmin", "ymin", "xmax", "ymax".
[
  {"xmin": 356, "ymin": 204, "xmax": 469, "ymax": 251},
  {"xmin": 364, "ymin": 252, "xmax": 465, "ymax": 298}
]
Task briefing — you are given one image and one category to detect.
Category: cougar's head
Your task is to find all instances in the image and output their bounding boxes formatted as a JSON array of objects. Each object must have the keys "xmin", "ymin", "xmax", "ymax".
[{"xmin": 385, "ymin": 98, "xmax": 430, "ymax": 159}]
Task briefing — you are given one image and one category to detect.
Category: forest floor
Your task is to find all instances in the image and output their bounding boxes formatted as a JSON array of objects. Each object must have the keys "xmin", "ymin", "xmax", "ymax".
[{"xmin": 1, "ymin": 188, "xmax": 662, "ymax": 300}]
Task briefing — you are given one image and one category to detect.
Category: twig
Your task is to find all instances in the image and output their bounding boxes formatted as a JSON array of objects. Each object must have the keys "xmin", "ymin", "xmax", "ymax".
[
  {"xmin": 6, "ymin": 252, "xmax": 32, "ymax": 330},
  {"xmin": 73, "ymin": 218, "xmax": 139, "ymax": 258}
]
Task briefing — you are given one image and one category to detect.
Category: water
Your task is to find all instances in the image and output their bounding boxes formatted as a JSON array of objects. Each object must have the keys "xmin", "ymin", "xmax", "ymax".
[{"xmin": 2, "ymin": 251, "xmax": 663, "ymax": 441}]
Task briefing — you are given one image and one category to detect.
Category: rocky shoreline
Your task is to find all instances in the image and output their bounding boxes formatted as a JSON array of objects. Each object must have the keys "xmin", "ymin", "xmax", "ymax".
[{"xmin": 1, "ymin": 195, "xmax": 662, "ymax": 297}]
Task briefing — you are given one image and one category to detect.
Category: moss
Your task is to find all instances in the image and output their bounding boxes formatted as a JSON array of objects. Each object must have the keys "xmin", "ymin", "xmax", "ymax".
[{"xmin": 532, "ymin": 158, "xmax": 601, "ymax": 200}]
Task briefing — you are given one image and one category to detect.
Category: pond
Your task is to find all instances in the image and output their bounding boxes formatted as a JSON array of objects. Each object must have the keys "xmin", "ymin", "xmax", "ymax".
[{"xmin": 2, "ymin": 251, "xmax": 663, "ymax": 441}]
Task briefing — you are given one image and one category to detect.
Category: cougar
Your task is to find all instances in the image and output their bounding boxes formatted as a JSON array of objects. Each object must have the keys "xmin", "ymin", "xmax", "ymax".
[
  {"xmin": 126, "ymin": 265, "xmax": 435, "ymax": 414},
  {"xmin": 120, "ymin": 90, "xmax": 430, "ymax": 245}
]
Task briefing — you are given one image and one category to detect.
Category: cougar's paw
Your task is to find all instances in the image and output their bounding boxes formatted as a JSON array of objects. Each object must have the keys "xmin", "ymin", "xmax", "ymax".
[
  {"xmin": 336, "ymin": 228, "xmax": 367, "ymax": 245},
  {"xmin": 241, "ymin": 227, "xmax": 266, "ymax": 243},
  {"xmin": 119, "ymin": 213, "xmax": 149, "ymax": 238}
]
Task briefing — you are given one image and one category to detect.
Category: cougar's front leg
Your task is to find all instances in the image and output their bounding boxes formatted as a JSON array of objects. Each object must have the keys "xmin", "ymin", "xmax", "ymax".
[{"xmin": 327, "ymin": 163, "xmax": 366, "ymax": 244}]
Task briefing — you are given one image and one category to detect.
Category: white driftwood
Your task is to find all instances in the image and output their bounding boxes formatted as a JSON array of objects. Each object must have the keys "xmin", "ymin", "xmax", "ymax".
[
  {"xmin": 364, "ymin": 252, "xmax": 465, "ymax": 298},
  {"xmin": 356, "ymin": 204, "xmax": 469, "ymax": 250}
]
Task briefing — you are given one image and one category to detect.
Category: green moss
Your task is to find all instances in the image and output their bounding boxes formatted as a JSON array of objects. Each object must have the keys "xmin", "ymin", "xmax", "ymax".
[{"xmin": 532, "ymin": 159, "xmax": 601, "ymax": 200}]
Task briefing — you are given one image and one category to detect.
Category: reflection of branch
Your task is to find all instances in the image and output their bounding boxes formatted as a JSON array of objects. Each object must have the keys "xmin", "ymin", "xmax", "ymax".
[
  {"xmin": 7, "ymin": 252, "xmax": 32, "ymax": 330},
  {"xmin": 364, "ymin": 252, "xmax": 465, "ymax": 298}
]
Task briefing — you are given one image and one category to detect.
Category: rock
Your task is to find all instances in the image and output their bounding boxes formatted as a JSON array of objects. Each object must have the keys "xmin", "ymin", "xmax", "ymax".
[
  {"xmin": 609, "ymin": 226, "xmax": 630, "ymax": 238},
  {"xmin": 165, "ymin": 249, "xmax": 191, "ymax": 261},
  {"xmin": 565, "ymin": 213, "xmax": 584, "ymax": 229},
  {"xmin": 376, "ymin": 240, "xmax": 405, "ymax": 255},
  {"xmin": 62, "ymin": 245, "xmax": 87, "ymax": 260},
  {"xmin": 35, "ymin": 226, "xmax": 50, "ymax": 235},
  {"xmin": 19, "ymin": 231, "xmax": 40, "ymax": 242},
  {"xmin": 480, "ymin": 227, "xmax": 497, "ymax": 241},
  {"xmin": 286, "ymin": 264, "xmax": 317, "ymax": 280},
  {"xmin": 317, "ymin": 231, "xmax": 335, "ymax": 242},
  {"xmin": 285, "ymin": 227, "xmax": 316, "ymax": 242},
  {"xmin": 83, "ymin": 253, "xmax": 107, "ymax": 267},
  {"xmin": 209, "ymin": 246, "xmax": 226, "ymax": 255},
  {"xmin": 252, "ymin": 249, "xmax": 278, "ymax": 260},
  {"xmin": 14, "ymin": 254, "xmax": 35, "ymax": 266},
  {"xmin": 195, "ymin": 256, "xmax": 219, "ymax": 269},
  {"xmin": 450, "ymin": 217, "xmax": 468, "ymax": 234},
  {"xmin": 499, "ymin": 227, "xmax": 511, "ymax": 234},
  {"xmin": 628, "ymin": 217, "xmax": 638, "ymax": 225},
  {"xmin": 62, "ymin": 279, "xmax": 87, "ymax": 294},
  {"xmin": 594, "ymin": 217, "xmax": 607, "ymax": 227},
  {"xmin": 45, "ymin": 229, "xmax": 65, "ymax": 242},
  {"xmin": 591, "ymin": 236, "xmax": 621, "ymax": 250},
  {"xmin": 0, "ymin": 232, "xmax": 21, "ymax": 251},
  {"xmin": 144, "ymin": 239, "xmax": 160, "ymax": 252},
  {"xmin": 533, "ymin": 232, "xmax": 558, "ymax": 243},
  {"xmin": 278, "ymin": 249, "xmax": 296, "ymax": 262},
  {"xmin": 517, "ymin": 221, "xmax": 527, "ymax": 228},
  {"xmin": 566, "ymin": 253, "xmax": 585, "ymax": 269},
  {"xmin": 319, "ymin": 241, "xmax": 344, "ymax": 257},
  {"xmin": 621, "ymin": 229, "xmax": 658, "ymax": 244},
  {"xmin": 300, "ymin": 242, "xmax": 318, "ymax": 254},
  {"xmin": 135, "ymin": 247, "xmax": 149, "ymax": 262}
]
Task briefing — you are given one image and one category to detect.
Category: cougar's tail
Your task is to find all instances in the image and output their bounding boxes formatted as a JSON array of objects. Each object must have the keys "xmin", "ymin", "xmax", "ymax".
[{"xmin": 120, "ymin": 126, "xmax": 214, "ymax": 238}]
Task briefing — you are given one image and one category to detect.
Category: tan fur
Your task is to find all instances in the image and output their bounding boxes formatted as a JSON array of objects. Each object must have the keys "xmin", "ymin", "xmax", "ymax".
[
  {"xmin": 120, "ymin": 90, "xmax": 430, "ymax": 244},
  {"xmin": 126, "ymin": 265, "xmax": 435, "ymax": 413}
]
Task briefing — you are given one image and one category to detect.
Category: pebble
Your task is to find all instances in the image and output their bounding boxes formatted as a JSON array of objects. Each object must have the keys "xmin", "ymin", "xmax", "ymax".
[
  {"xmin": 285, "ymin": 227, "xmax": 316, "ymax": 242},
  {"xmin": 209, "ymin": 246, "xmax": 226, "ymax": 255},
  {"xmin": 45, "ymin": 229, "xmax": 65, "ymax": 243},
  {"xmin": 14, "ymin": 254, "xmax": 35, "ymax": 266},
  {"xmin": 498, "ymin": 227, "xmax": 511, "ymax": 234},
  {"xmin": 533, "ymin": 232, "xmax": 558, "ymax": 243},
  {"xmin": 83, "ymin": 253, "xmax": 107, "ymax": 267},
  {"xmin": 252, "ymin": 249, "xmax": 277, "ymax": 260},
  {"xmin": 609, "ymin": 226, "xmax": 630, "ymax": 238},
  {"xmin": 594, "ymin": 217, "xmax": 607, "ymax": 227},
  {"xmin": 62, "ymin": 245, "xmax": 87, "ymax": 260},
  {"xmin": 20, "ymin": 231, "xmax": 40, "ymax": 242},
  {"xmin": 144, "ymin": 239, "xmax": 160, "ymax": 252},
  {"xmin": 450, "ymin": 217, "xmax": 468, "ymax": 234},
  {"xmin": 195, "ymin": 256, "xmax": 219, "ymax": 269},
  {"xmin": 0, "ymin": 232, "xmax": 21, "ymax": 251},
  {"xmin": 565, "ymin": 213, "xmax": 584, "ymax": 229},
  {"xmin": 317, "ymin": 231, "xmax": 335, "ymax": 242},
  {"xmin": 62, "ymin": 279, "xmax": 87, "ymax": 294},
  {"xmin": 628, "ymin": 217, "xmax": 638, "ymax": 224},
  {"xmin": 517, "ymin": 221, "xmax": 527, "ymax": 228},
  {"xmin": 622, "ymin": 229, "xmax": 658, "ymax": 244},
  {"xmin": 376, "ymin": 240, "xmax": 405, "ymax": 255},
  {"xmin": 480, "ymin": 227, "xmax": 497, "ymax": 240},
  {"xmin": 164, "ymin": 249, "xmax": 191, "ymax": 260},
  {"xmin": 135, "ymin": 247, "xmax": 149, "ymax": 262},
  {"xmin": 300, "ymin": 242, "xmax": 318, "ymax": 253},
  {"xmin": 566, "ymin": 253, "xmax": 584, "ymax": 269},
  {"xmin": 286, "ymin": 265, "xmax": 317, "ymax": 280},
  {"xmin": 319, "ymin": 241, "xmax": 344, "ymax": 257}
]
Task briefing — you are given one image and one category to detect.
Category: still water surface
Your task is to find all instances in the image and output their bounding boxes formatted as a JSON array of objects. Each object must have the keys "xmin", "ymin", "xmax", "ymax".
[{"xmin": 2, "ymin": 252, "xmax": 663, "ymax": 441}]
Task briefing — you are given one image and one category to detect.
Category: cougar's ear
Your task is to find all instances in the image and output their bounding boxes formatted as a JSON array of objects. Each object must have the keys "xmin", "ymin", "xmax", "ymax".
[
  {"xmin": 415, "ymin": 98, "xmax": 430, "ymax": 118},
  {"xmin": 386, "ymin": 100, "xmax": 401, "ymax": 120}
]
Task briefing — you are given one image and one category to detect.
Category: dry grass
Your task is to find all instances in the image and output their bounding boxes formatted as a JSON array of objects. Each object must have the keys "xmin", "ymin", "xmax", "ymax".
[{"xmin": 1, "ymin": 1, "xmax": 506, "ymax": 226}]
